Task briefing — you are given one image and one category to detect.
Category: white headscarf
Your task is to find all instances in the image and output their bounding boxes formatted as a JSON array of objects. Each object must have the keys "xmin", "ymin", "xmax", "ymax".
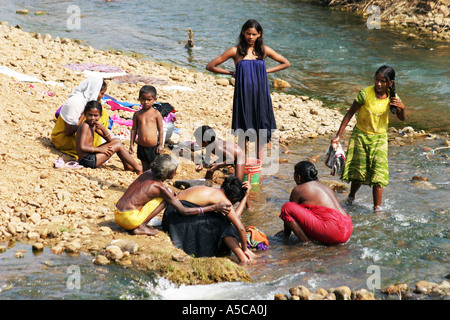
[{"xmin": 59, "ymin": 77, "xmax": 103, "ymax": 125}]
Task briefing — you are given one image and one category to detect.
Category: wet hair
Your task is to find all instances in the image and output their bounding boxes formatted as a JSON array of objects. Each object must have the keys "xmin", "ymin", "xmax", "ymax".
[
  {"xmin": 194, "ymin": 125, "xmax": 216, "ymax": 144},
  {"xmin": 150, "ymin": 154, "xmax": 179, "ymax": 180},
  {"xmin": 101, "ymin": 80, "xmax": 107, "ymax": 92},
  {"xmin": 139, "ymin": 85, "xmax": 157, "ymax": 99},
  {"xmin": 237, "ymin": 19, "xmax": 265, "ymax": 60},
  {"xmin": 221, "ymin": 175, "xmax": 246, "ymax": 204},
  {"xmin": 83, "ymin": 100, "xmax": 103, "ymax": 115},
  {"xmin": 294, "ymin": 161, "xmax": 318, "ymax": 183},
  {"xmin": 375, "ymin": 65, "xmax": 396, "ymax": 98}
]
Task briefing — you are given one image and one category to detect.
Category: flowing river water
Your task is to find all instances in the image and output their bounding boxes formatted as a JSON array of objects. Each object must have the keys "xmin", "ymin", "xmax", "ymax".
[{"xmin": 0, "ymin": 0, "xmax": 448, "ymax": 299}]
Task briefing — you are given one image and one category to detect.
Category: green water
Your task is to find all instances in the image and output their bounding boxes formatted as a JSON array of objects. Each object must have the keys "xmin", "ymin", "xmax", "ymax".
[
  {"xmin": 1, "ymin": 136, "xmax": 448, "ymax": 300},
  {"xmin": 0, "ymin": 0, "xmax": 448, "ymax": 300}
]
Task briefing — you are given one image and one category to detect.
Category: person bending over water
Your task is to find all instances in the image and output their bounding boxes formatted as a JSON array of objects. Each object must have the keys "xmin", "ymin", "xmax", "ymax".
[
  {"xmin": 279, "ymin": 161, "xmax": 352, "ymax": 245},
  {"xmin": 114, "ymin": 155, "xmax": 231, "ymax": 236},
  {"xmin": 162, "ymin": 176, "xmax": 256, "ymax": 264}
]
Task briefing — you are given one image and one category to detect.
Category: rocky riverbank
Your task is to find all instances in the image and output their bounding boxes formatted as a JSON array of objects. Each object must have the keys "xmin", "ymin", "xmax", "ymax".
[
  {"xmin": 312, "ymin": 0, "xmax": 450, "ymax": 41},
  {"xmin": 275, "ymin": 278, "xmax": 450, "ymax": 300},
  {"xmin": 0, "ymin": 19, "xmax": 447, "ymax": 292},
  {"xmin": 0, "ymin": 21, "xmax": 348, "ymax": 285}
]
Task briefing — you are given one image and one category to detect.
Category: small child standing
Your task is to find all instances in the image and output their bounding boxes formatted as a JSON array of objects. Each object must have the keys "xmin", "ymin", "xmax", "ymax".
[
  {"xmin": 331, "ymin": 65, "xmax": 406, "ymax": 212},
  {"xmin": 129, "ymin": 85, "xmax": 164, "ymax": 172},
  {"xmin": 76, "ymin": 101, "xmax": 142, "ymax": 174},
  {"xmin": 194, "ymin": 125, "xmax": 245, "ymax": 181}
]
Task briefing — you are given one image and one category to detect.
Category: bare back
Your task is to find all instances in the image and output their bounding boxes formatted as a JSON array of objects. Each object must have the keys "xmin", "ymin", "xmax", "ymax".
[
  {"xmin": 177, "ymin": 186, "xmax": 229, "ymax": 206},
  {"xmin": 213, "ymin": 139, "xmax": 244, "ymax": 164},
  {"xmin": 115, "ymin": 171, "xmax": 169, "ymax": 211},
  {"xmin": 290, "ymin": 181, "xmax": 348, "ymax": 216}
]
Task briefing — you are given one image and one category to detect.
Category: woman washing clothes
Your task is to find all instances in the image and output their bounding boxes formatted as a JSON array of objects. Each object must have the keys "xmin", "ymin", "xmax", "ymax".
[
  {"xmin": 279, "ymin": 161, "xmax": 353, "ymax": 245},
  {"xmin": 51, "ymin": 77, "xmax": 109, "ymax": 159}
]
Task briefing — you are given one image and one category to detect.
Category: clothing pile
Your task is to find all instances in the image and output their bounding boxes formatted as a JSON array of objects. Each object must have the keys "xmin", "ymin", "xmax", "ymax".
[{"xmin": 325, "ymin": 143, "xmax": 346, "ymax": 176}]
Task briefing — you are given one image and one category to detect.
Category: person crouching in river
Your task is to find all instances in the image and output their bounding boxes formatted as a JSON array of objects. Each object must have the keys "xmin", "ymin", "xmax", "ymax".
[
  {"xmin": 279, "ymin": 161, "xmax": 352, "ymax": 245},
  {"xmin": 114, "ymin": 154, "xmax": 231, "ymax": 236}
]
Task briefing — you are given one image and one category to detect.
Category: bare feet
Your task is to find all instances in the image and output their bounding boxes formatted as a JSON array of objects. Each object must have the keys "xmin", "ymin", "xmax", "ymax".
[
  {"xmin": 345, "ymin": 196, "xmax": 355, "ymax": 205},
  {"xmin": 132, "ymin": 225, "xmax": 158, "ymax": 236}
]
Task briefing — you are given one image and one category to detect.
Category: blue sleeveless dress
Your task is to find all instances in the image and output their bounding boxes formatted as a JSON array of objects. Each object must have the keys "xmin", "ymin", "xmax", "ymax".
[{"xmin": 232, "ymin": 59, "xmax": 276, "ymax": 143}]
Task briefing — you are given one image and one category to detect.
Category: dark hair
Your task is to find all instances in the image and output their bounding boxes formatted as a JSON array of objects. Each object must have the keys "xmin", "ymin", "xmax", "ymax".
[
  {"xmin": 237, "ymin": 19, "xmax": 265, "ymax": 60},
  {"xmin": 194, "ymin": 125, "xmax": 216, "ymax": 144},
  {"xmin": 375, "ymin": 65, "xmax": 396, "ymax": 98},
  {"xmin": 139, "ymin": 85, "xmax": 157, "ymax": 99},
  {"xmin": 84, "ymin": 100, "xmax": 103, "ymax": 115},
  {"xmin": 294, "ymin": 161, "xmax": 318, "ymax": 183},
  {"xmin": 101, "ymin": 80, "xmax": 107, "ymax": 92},
  {"xmin": 221, "ymin": 175, "xmax": 246, "ymax": 204}
]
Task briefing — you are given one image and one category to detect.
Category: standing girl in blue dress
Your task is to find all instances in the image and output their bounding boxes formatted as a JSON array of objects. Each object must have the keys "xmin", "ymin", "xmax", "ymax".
[{"xmin": 206, "ymin": 19, "xmax": 290, "ymax": 164}]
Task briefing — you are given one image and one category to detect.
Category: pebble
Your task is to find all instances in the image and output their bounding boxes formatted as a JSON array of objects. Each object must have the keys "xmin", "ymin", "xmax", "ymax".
[
  {"xmin": 276, "ymin": 279, "xmax": 450, "ymax": 300},
  {"xmin": 110, "ymin": 239, "xmax": 139, "ymax": 254},
  {"xmin": 93, "ymin": 255, "xmax": 109, "ymax": 266},
  {"xmin": 65, "ymin": 241, "xmax": 81, "ymax": 253},
  {"xmin": 273, "ymin": 78, "xmax": 291, "ymax": 88},
  {"xmin": 105, "ymin": 245, "xmax": 123, "ymax": 260},
  {"xmin": 32, "ymin": 242, "xmax": 44, "ymax": 251}
]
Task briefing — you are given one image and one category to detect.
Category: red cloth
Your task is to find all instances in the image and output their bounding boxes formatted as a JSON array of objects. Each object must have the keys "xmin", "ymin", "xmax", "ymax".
[{"xmin": 280, "ymin": 202, "xmax": 352, "ymax": 245}]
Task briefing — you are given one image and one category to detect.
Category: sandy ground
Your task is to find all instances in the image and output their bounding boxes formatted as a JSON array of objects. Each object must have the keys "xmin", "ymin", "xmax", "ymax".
[{"xmin": 0, "ymin": 22, "xmax": 354, "ymax": 284}]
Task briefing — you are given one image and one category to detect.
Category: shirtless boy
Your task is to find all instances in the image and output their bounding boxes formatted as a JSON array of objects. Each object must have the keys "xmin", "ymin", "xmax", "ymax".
[
  {"xmin": 130, "ymin": 85, "xmax": 164, "ymax": 172},
  {"xmin": 194, "ymin": 125, "xmax": 245, "ymax": 180},
  {"xmin": 115, "ymin": 154, "xmax": 231, "ymax": 236}
]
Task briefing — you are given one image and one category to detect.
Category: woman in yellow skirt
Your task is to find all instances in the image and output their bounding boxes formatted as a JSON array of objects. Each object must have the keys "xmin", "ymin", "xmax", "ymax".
[{"xmin": 331, "ymin": 66, "xmax": 406, "ymax": 212}]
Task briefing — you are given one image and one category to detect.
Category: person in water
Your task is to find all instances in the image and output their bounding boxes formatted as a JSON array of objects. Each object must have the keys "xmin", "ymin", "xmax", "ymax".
[
  {"xmin": 194, "ymin": 125, "xmax": 245, "ymax": 181},
  {"xmin": 206, "ymin": 19, "xmax": 290, "ymax": 163},
  {"xmin": 162, "ymin": 175, "xmax": 256, "ymax": 264},
  {"xmin": 279, "ymin": 161, "xmax": 353, "ymax": 245},
  {"xmin": 331, "ymin": 65, "xmax": 406, "ymax": 212}
]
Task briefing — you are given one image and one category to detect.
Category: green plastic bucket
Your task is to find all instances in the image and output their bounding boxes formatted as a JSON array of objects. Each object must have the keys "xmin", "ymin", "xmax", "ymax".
[{"xmin": 242, "ymin": 158, "xmax": 262, "ymax": 184}]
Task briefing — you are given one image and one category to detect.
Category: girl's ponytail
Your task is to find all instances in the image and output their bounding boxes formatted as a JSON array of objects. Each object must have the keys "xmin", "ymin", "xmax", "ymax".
[{"xmin": 389, "ymin": 80, "xmax": 396, "ymax": 99}]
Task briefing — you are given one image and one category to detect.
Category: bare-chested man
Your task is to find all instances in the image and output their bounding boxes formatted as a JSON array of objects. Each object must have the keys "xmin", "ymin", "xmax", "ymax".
[{"xmin": 114, "ymin": 154, "xmax": 230, "ymax": 236}]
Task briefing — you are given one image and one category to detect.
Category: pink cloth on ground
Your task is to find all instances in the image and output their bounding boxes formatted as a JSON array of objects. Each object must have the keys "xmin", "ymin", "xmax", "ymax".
[
  {"xmin": 106, "ymin": 100, "xmax": 137, "ymax": 112},
  {"xmin": 110, "ymin": 114, "xmax": 133, "ymax": 127},
  {"xmin": 280, "ymin": 202, "xmax": 352, "ymax": 245}
]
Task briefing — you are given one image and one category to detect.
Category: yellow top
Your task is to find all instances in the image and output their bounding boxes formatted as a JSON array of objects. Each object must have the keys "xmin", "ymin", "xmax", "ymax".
[{"xmin": 355, "ymin": 86, "xmax": 398, "ymax": 135}]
